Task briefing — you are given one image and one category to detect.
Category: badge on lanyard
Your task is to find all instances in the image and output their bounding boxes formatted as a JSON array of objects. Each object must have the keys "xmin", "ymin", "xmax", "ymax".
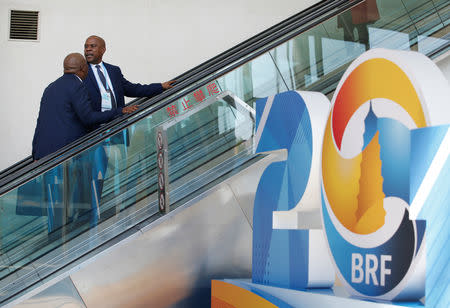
[{"xmin": 101, "ymin": 88, "xmax": 113, "ymax": 111}]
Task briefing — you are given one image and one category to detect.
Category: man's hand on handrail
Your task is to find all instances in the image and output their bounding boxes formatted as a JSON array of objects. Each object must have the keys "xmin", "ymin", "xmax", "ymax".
[
  {"xmin": 162, "ymin": 80, "xmax": 176, "ymax": 90},
  {"xmin": 122, "ymin": 105, "xmax": 139, "ymax": 114}
]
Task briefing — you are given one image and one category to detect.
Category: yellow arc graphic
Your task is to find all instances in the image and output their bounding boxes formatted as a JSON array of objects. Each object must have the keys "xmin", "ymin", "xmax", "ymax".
[{"xmin": 323, "ymin": 58, "xmax": 425, "ymax": 234}]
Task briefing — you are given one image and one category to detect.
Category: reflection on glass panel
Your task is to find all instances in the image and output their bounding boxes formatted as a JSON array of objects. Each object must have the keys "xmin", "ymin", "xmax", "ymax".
[
  {"xmin": 215, "ymin": 63, "xmax": 254, "ymax": 103},
  {"xmin": 369, "ymin": 27, "xmax": 411, "ymax": 50},
  {"xmin": 403, "ymin": 0, "xmax": 443, "ymax": 36},
  {"xmin": 336, "ymin": 3, "xmax": 377, "ymax": 51},
  {"xmin": 152, "ymin": 90, "xmax": 255, "ymax": 207},
  {"xmin": 434, "ymin": 0, "xmax": 449, "ymax": 26},
  {"xmin": 0, "ymin": 186, "xmax": 46, "ymax": 279},
  {"xmin": 271, "ymin": 25, "xmax": 330, "ymax": 90},
  {"xmin": 0, "ymin": 117, "xmax": 174, "ymax": 283},
  {"xmin": 251, "ymin": 53, "xmax": 290, "ymax": 98},
  {"xmin": 216, "ymin": 53, "xmax": 288, "ymax": 103},
  {"xmin": 418, "ymin": 34, "xmax": 449, "ymax": 54},
  {"xmin": 272, "ymin": 0, "xmax": 448, "ymax": 95},
  {"xmin": 375, "ymin": 0, "xmax": 414, "ymax": 32}
]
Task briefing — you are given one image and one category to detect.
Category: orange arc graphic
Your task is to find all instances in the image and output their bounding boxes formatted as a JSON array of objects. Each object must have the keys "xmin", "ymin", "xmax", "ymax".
[
  {"xmin": 211, "ymin": 280, "xmax": 277, "ymax": 308},
  {"xmin": 331, "ymin": 58, "xmax": 426, "ymax": 149},
  {"xmin": 323, "ymin": 58, "xmax": 426, "ymax": 233}
]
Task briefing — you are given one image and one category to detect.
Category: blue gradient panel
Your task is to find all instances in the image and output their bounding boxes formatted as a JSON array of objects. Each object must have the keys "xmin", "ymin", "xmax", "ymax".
[
  {"xmin": 362, "ymin": 103, "xmax": 378, "ymax": 150},
  {"xmin": 410, "ymin": 126, "xmax": 449, "ymax": 308},
  {"xmin": 378, "ymin": 118, "xmax": 411, "ymax": 203},
  {"xmin": 44, "ymin": 165, "xmax": 63, "ymax": 233},
  {"xmin": 409, "ymin": 125, "xmax": 449, "ymax": 202},
  {"xmin": 252, "ymin": 91, "xmax": 313, "ymax": 289}
]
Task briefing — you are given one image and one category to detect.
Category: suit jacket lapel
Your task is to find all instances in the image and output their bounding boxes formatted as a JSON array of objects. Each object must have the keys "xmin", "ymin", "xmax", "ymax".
[
  {"xmin": 103, "ymin": 62, "xmax": 119, "ymax": 93},
  {"xmin": 88, "ymin": 65, "xmax": 100, "ymax": 94}
]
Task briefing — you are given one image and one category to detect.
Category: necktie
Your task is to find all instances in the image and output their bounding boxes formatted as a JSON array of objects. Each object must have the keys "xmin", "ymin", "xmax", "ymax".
[{"xmin": 96, "ymin": 65, "xmax": 117, "ymax": 109}]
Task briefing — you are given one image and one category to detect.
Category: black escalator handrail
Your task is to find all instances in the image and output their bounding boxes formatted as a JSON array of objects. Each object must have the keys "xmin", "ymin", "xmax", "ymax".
[
  {"xmin": 0, "ymin": 0, "xmax": 363, "ymax": 195},
  {"xmin": 0, "ymin": 156, "xmax": 34, "ymax": 182}
]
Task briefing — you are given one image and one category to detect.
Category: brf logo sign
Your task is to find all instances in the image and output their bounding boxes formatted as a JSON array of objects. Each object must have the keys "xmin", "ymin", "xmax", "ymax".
[{"xmin": 321, "ymin": 48, "xmax": 449, "ymax": 303}]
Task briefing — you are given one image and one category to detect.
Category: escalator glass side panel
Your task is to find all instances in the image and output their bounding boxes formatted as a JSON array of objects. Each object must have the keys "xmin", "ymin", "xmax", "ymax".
[{"xmin": 272, "ymin": 0, "xmax": 449, "ymax": 95}]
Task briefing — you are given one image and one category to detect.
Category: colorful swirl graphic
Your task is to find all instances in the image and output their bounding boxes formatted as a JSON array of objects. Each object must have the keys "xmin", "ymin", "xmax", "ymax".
[
  {"xmin": 322, "ymin": 57, "xmax": 426, "ymax": 234},
  {"xmin": 321, "ymin": 49, "xmax": 432, "ymax": 299}
]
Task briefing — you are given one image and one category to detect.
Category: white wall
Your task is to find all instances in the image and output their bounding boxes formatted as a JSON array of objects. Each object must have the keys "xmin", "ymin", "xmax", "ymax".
[{"xmin": 0, "ymin": 0, "xmax": 320, "ymax": 170}]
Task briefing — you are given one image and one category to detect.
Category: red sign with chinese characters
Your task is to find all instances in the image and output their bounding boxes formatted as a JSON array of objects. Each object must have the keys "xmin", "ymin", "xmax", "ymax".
[{"xmin": 166, "ymin": 82, "xmax": 221, "ymax": 118}]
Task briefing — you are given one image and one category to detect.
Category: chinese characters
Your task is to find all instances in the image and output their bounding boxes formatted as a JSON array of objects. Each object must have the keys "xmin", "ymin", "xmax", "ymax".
[{"xmin": 166, "ymin": 82, "xmax": 220, "ymax": 118}]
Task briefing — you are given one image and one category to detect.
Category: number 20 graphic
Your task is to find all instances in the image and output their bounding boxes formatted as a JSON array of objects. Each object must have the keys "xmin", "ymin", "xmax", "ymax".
[{"xmin": 252, "ymin": 91, "xmax": 333, "ymax": 289}]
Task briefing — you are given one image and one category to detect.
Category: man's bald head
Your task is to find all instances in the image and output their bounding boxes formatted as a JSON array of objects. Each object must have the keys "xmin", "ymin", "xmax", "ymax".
[
  {"xmin": 84, "ymin": 35, "xmax": 106, "ymax": 64},
  {"xmin": 63, "ymin": 53, "xmax": 88, "ymax": 80},
  {"xmin": 87, "ymin": 35, "xmax": 105, "ymax": 48}
]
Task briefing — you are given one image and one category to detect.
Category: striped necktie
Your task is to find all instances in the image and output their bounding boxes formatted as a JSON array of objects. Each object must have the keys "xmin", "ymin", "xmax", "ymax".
[{"xmin": 96, "ymin": 65, "xmax": 117, "ymax": 109}]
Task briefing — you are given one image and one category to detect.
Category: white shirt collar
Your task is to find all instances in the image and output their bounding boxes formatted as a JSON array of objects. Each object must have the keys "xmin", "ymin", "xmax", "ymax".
[{"xmin": 90, "ymin": 61, "xmax": 104, "ymax": 69}]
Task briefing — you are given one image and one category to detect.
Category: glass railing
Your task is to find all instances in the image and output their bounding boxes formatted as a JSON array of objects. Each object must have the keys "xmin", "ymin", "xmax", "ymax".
[{"xmin": 0, "ymin": 0, "xmax": 448, "ymax": 304}]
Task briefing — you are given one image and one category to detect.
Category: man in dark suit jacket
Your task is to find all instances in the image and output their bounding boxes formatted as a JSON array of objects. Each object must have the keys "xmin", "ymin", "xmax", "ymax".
[
  {"xmin": 30, "ymin": 52, "xmax": 138, "ymax": 233},
  {"xmin": 83, "ymin": 35, "xmax": 175, "ymax": 118},
  {"xmin": 32, "ymin": 53, "xmax": 137, "ymax": 160},
  {"xmin": 81, "ymin": 35, "xmax": 175, "ymax": 214}
]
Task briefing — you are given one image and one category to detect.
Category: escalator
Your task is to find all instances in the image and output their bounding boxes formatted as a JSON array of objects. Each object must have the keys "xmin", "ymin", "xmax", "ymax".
[{"xmin": 0, "ymin": 0, "xmax": 448, "ymax": 307}]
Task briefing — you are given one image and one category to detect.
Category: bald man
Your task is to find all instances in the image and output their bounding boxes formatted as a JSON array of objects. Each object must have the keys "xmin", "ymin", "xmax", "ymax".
[{"xmin": 32, "ymin": 53, "xmax": 137, "ymax": 160}]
